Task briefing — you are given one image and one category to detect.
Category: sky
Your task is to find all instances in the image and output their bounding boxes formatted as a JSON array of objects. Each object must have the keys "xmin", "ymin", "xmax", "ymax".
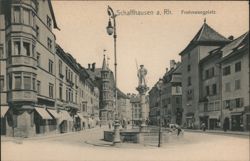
[{"xmin": 52, "ymin": 1, "xmax": 249, "ymax": 94}]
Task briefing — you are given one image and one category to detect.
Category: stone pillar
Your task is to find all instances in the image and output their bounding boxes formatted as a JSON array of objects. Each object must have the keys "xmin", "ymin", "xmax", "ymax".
[{"xmin": 136, "ymin": 85, "xmax": 149, "ymax": 132}]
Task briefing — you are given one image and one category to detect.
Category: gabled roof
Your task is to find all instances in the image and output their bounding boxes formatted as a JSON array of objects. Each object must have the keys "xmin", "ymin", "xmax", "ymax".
[
  {"xmin": 221, "ymin": 31, "xmax": 249, "ymax": 58},
  {"xmin": 179, "ymin": 22, "xmax": 230, "ymax": 56},
  {"xmin": 220, "ymin": 31, "xmax": 249, "ymax": 61}
]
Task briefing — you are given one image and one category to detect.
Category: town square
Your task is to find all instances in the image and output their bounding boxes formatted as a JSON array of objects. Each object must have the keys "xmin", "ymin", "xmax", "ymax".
[{"xmin": 0, "ymin": 1, "xmax": 249, "ymax": 161}]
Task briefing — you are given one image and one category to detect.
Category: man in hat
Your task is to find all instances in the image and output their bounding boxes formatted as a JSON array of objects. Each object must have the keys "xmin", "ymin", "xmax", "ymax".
[{"xmin": 137, "ymin": 65, "xmax": 147, "ymax": 86}]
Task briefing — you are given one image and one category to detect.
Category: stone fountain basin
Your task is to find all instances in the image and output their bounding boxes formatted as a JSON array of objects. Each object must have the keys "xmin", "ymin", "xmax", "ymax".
[{"xmin": 104, "ymin": 128, "xmax": 175, "ymax": 143}]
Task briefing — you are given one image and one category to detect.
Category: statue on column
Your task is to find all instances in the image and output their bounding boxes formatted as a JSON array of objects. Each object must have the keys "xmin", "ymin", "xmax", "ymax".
[{"xmin": 137, "ymin": 65, "xmax": 147, "ymax": 87}]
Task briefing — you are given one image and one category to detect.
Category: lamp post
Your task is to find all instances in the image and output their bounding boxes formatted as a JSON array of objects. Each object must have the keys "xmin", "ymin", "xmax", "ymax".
[
  {"xmin": 106, "ymin": 6, "xmax": 121, "ymax": 145},
  {"xmin": 156, "ymin": 78, "xmax": 163, "ymax": 147}
]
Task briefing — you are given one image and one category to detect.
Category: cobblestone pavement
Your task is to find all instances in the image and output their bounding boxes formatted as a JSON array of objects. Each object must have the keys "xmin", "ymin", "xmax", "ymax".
[{"xmin": 1, "ymin": 126, "xmax": 249, "ymax": 161}]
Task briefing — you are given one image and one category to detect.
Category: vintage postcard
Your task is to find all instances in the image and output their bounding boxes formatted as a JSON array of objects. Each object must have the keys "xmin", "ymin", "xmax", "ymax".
[{"xmin": 0, "ymin": 0, "xmax": 249, "ymax": 161}]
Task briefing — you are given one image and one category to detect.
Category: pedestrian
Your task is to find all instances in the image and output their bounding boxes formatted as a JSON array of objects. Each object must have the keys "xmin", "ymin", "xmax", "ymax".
[
  {"xmin": 201, "ymin": 122, "xmax": 206, "ymax": 131},
  {"xmin": 176, "ymin": 125, "xmax": 182, "ymax": 136}
]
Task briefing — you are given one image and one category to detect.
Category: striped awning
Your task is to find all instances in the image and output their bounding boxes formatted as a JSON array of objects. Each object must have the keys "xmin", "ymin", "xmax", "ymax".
[
  {"xmin": 1, "ymin": 106, "xmax": 9, "ymax": 117},
  {"xmin": 35, "ymin": 107, "xmax": 53, "ymax": 120},
  {"xmin": 47, "ymin": 109, "xmax": 60, "ymax": 119},
  {"xmin": 59, "ymin": 110, "xmax": 73, "ymax": 121}
]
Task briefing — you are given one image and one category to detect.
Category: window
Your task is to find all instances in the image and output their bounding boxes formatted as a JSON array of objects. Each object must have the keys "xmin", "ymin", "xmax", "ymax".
[
  {"xmin": 48, "ymin": 59, "xmax": 53, "ymax": 74},
  {"xmin": 224, "ymin": 100, "xmax": 230, "ymax": 109},
  {"xmin": 0, "ymin": 46, "xmax": 3, "ymax": 59},
  {"xmin": 32, "ymin": 78, "xmax": 35, "ymax": 90},
  {"xmin": 235, "ymin": 62, "xmax": 241, "ymax": 72},
  {"xmin": 186, "ymin": 89, "xmax": 193, "ymax": 100},
  {"xmin": 176, "ymin": 97, "xmax": 181, "ymax": 104},
  {"xmin": 36, "ymin": 26, "xmax": 39, "ymax": 39},
  {"xmin": 14, "ymin": 75, "xmax": 21, "ymax": 89},
  {"xmin": 23, "ymin": 42, "xmax": 30, "ymax": 56},
  {"xmin": 13, "ymin": 7, "xmax": 20, "ymax": 23},
  {"xmin": 59, "ymin": 60, "xmax": 62, "ymax": 75},
  {"xmin": 188, "ymin": 77, "xmax": 191, "ymax": 86},
  {"xmin": 223, "ymin": 66, "xmax": 231, "ymax": 76},
  {"xmin": 59, "ymin": 84, "xmax": 62, "ymax": 100},
  {"xmin": 235, "ymin": 79, "xmax": 241, "ymax": 90},
  {"xmin": 37, "ymin": 80, "xmax": 41, "ymax": 94},
  {"xmin": 65, "ymin": 67, "xmax": 68, "ymax": 79},
  {"xmin": 206, "ymin": 86, "xmax": 210, "ymax": 96},
  {"xmin": 235, "ymin": 98, "xmax": 243, "ymax": 108},
  {"xmin": 23, "ymin": 8, "xmax": 30, "ymax": 25},
  {"xmin": 37, "ymin": 53, "xmax": 40, "ymax": 66},
  {"xmin": 205, "ymin": 70, "xmax": 209, "ymax": 79},
  {"xmin": 47, "ymin": 16, "xmax": 52, "ymax": 28},
  {"xmin": 187, "ymin": 65, "xmax": 191, "ymax": 72},
  {"xmin": 225, "ymin": 82, "xmax": 231, "ymax": 92},
  {"xmin": 14, "ymin": 41, "xmax": 21, "ymax": 55},
  {"xmin": 0, "ymin": 75, "xmax": 4, "ymax": 91},
  {"xmin": 47, "ymin": 38, "xmax": 52, "ymax": 50},
  {"xmin": 205, "ymin": 67, "xmax": 215, "ymax": 79},
  {"xmin": 212, "ymin": 84, "xmax": 217, "ymax": 95},
  {"xmin": 23, "ymin": 75, "xmax": 31, "ymax": 90},
  {"xmin": 49, "ymin": 83, "xmax": 53, "ymax": 98}
]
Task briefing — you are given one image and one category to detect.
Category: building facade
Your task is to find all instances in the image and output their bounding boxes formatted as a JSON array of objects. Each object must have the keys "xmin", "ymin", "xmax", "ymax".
[
  {"xmin": 198, "ymin": 49, "xmax": 222, "ymax": 130},
  {"xmin": 220, "ymin": 32, "xmax": 249, "ymax": 131},
  {"xmin": 179, "ymin": 21, "xmax": 230, "ymax": 129},
  {"xmin": 148, "ymin": 60, "xmax": 182, "ymax": 126},
  {"xmin": 0, "ymin": 0, "xmax": 99, "ymax": 137}
]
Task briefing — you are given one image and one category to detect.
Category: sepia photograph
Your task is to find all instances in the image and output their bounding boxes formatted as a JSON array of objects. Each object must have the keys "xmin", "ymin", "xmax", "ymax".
[{"xmin": 0, "ymin": 0, "xmax": 249, "ymax": 161}]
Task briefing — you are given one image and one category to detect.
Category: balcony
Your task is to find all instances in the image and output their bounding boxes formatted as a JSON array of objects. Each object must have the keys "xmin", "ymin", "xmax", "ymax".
[
  {"xmin": 8, "ymin": 90, "xmax": 37, "ymax": 103},
  {"xmin": 8, "ymin": 56, "xmax": 37, "ymax": 68}
]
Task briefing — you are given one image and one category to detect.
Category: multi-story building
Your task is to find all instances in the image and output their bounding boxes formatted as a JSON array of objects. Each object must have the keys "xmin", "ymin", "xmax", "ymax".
[
  {"xmin": 130, "ymin": 94, "xmax": 149, "ymax": 126},
  {"xmin": 219, "ymin": 32, "xmax": 249, "ymax": 131},
  {"xmin": 86, "ymin": 55, "xmax": 116, "ymax": 125},
  {"xmin": 117, "ymin": 90, "xmax": 132, "ymax": 124},
  {"xmin": 148, "ymin": 85, "xmax": 160, "ymax": 125},
  {"xmin": 148, "ymin": 60, "xmax": 182, "ymax": 126},
  {"xmin": 161, "ymin": 60, "xmax": 182, "ymax": 126},
  {"xmin": 198, "ymin": 48, "xmax": 222, "ymax": 130},
  {"xmin": 179, "ymin": 21, "xmax": 230, "ymax": 128},
  {"xmin": 0, "ymin": 0, "xmax": 99, "ymax": 137}
]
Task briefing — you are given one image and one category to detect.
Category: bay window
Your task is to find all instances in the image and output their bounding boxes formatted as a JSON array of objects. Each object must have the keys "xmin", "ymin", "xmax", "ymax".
[
  {"xmin": 13, "ymin": 7, "xmax": 21, "ymax": 23},
  {"xmin": 10, "ymin": 72, "xmax": 36, "ymax": 90}
]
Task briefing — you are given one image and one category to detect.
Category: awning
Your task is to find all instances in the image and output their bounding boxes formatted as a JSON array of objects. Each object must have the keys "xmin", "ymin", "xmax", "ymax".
[
  {"xmin": 35, "ymin": 107, "xmax": 53, "ymax": 119},
  {"xmin": 1, "ymin": 106, "xmax": 9, "ymax": 117},
  {"xmin": 59, "ymin": 110, "xmax": 73, "ymax": 121},
  {"xmin": 77, "ymin": 113, "xmax": 87, "ymax": 123},
  {"xmin": 47, "ymin": 109, "xmax": 59, "ymax": 119},
  {"xmin": 231, "ymin": 112, "xmax": 243, "ymax": 116}
]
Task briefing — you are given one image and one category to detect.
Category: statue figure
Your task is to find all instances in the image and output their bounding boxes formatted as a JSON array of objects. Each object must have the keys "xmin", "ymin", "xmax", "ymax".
[{"xmin": 137, "ymin": 65, "xmax": 147, "ymax": 87}]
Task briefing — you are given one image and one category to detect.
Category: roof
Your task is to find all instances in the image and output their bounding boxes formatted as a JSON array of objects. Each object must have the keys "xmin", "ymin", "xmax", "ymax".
[
  {"xmin": 179, "ymin": 22, "xmax": 230, "ymax": 56},
  {"xmin": 48, "ymin": 0, "xmax": 59, "ymax": 30},
  {"xmin": 117, "ymin": 88, "xmax": 128, "ymax": 99},
  {"xmin": 221, "ymin": 31, "xmax": 249, "ymax": 58},
  {"xmin": 86, "ymin": 68, "xmax": 102, "ymax": 81},
  {"xmin": 102, "ymin": 55, "xmax": 108, "ymax": 71}
]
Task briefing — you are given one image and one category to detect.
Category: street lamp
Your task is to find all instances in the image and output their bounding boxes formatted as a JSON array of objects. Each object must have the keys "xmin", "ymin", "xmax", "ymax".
[
  {"xmin": 106, "ymin": 5, "xmax": 121, "ymax": 145},
  {"xmin": 156, "ymin": 78, "xmax": 163, "ymax": 147}
]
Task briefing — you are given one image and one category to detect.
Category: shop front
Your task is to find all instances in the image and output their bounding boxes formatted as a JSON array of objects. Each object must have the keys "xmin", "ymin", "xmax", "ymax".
[{"xmin": 231, "ymin": 112, "xmax": 243, "ymax": 131}]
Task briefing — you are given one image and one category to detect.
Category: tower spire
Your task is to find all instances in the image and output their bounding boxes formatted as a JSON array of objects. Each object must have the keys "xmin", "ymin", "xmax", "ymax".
[{"xmin": 102, "ymin": 52, "xmax": 108, "ymax": 71}]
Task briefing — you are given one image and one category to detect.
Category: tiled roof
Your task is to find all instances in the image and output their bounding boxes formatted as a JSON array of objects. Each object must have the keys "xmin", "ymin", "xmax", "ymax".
[
  {"xmin": 179, "ymin": 22, "xmax": 230, "ymax": 55},
  {"xmin": 191, "ymin": 23, "xmax": 229, "ymax": 42},
  {"xmin": 221, "ymin": 31, "xmax": 249, "ymax": 58}
]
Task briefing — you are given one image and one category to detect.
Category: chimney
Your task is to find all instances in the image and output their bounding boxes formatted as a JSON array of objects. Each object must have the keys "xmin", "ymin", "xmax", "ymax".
[
  {"xmin": 88, "ymin": 64, "xmax": 91, "ymax": 69},
  {"xmin": 228, "ymin": 35, "xmax": 234, "ymax": 40},
  {"xmin": 170, "ymin": 60, "xmax": 176, "ymax": 69},
  {"xmin": 92, "ymin": 63, "xmax": 96, "ymax": 71}
]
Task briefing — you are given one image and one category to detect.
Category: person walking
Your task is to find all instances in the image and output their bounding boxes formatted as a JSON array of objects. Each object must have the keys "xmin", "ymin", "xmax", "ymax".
[{"xmin": 201, "ymin": 122, "xmax": 206, "ymax": 132}]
